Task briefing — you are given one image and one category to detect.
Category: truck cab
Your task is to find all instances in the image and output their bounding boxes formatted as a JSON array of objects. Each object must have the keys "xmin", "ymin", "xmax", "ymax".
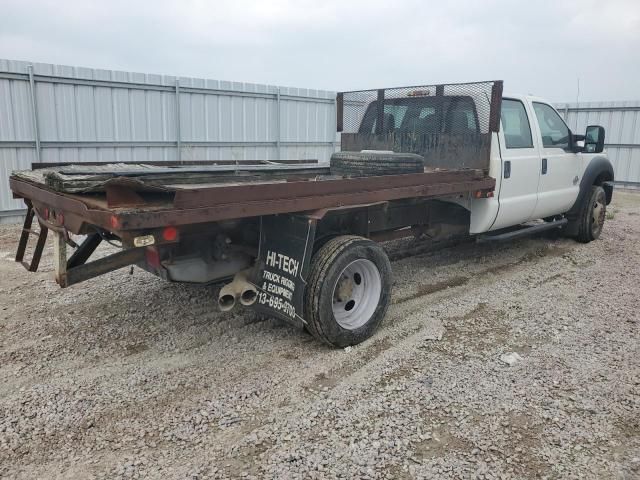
[
  {"xmin": 339, "ymin": 85, "xmax": 614, "ymax": 243},
  {"xmin": 469, "ymin": 94, "xmax": 614, "ymax": 240}
]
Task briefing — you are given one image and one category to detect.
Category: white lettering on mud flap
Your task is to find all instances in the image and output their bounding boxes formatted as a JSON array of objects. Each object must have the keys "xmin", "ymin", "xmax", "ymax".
[{"xmin": 265, "ymin": 250, "xmax": 300, "ymax": 277}]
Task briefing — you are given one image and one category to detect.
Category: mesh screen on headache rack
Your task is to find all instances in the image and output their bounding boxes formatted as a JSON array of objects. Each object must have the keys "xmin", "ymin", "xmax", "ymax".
[{"xmin": 337, "ymin": 81, "xmax": 503, "ymax": 172}]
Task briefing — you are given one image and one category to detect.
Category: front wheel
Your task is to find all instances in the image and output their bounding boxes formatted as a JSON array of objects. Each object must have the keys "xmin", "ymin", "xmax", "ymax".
[
  {"xmin": 574, "ymin": 185, "xmax": 607, "ymax": 243},
  {"xmin": 304, "ymin": 236, "xmax": 392, "ymax": 347}
]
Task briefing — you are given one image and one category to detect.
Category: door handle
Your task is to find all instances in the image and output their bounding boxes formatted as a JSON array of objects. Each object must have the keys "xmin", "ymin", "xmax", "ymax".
[
  {"xmin": 541, "ymin": 158, "xmax": 548, "ymax": 174},
  {"xmin": 504, "ymin": 160, "xmax": 511, "ymax": 179}
]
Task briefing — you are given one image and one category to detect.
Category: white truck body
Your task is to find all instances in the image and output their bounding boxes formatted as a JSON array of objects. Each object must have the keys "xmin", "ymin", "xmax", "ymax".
[{"xmin": 467, "ymin": 95, "xmax": 610, "ymax": 234}]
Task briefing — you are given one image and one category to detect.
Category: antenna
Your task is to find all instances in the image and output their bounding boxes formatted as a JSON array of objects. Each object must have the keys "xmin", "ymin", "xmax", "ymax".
[{"xmin": 574, "ymin": 77, "xmax": 580, "ymax": 130}]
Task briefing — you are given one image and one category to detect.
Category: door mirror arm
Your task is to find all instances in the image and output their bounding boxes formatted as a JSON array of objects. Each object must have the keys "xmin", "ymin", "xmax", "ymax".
[{"xmin": 570, "ymin": 133, "xmax": 586, "ymax": 153}]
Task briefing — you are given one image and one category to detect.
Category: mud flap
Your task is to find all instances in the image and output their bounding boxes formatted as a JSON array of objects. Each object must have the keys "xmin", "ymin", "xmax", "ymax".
[{"xmin": 251, "ymin": 214, "xmax": 317, "ymax": 327}]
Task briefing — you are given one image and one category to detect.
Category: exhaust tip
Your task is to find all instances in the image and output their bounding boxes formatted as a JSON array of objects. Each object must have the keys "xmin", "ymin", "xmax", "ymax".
[
  {"xmin": 240, "ymin": 288, "xmax": 257, "ymax": 306},
  {"xmin": 219, "ymin": 293, "xmax": 236, "ymax": 312}
]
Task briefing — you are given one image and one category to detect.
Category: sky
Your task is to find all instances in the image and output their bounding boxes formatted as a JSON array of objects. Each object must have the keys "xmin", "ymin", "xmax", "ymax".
[{"xmin": 0, "ymin": 0, "xmax": 639, "ymax": 102}]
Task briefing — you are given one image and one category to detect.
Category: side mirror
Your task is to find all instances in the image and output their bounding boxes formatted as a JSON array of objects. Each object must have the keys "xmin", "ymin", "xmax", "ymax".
[{"xmin": 584, "ymin": 125, "xmax": 605, "ymax": 153}]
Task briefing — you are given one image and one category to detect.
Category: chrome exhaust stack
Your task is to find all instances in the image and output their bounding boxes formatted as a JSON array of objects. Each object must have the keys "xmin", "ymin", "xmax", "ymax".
[{"xmin": 218, "ymin": 270, "xmax": 257, "ymax": 311}]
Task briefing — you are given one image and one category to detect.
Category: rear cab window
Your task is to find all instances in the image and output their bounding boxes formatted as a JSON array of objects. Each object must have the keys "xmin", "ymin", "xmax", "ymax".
[{"xmin": 359, "ymin": 96, "xmax": 480, "ymax": 135}]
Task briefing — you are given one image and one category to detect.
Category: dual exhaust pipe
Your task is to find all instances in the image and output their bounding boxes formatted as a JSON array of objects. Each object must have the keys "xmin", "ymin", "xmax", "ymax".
[{"xmin": 218, "ymin": 270, "xmax": 258, "ymax": 312}]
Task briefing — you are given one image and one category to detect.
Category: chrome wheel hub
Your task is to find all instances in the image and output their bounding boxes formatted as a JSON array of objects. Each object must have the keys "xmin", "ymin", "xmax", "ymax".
[{"xmin": 332, "ymin": 259, "xmax": 382, "ymax": 330}]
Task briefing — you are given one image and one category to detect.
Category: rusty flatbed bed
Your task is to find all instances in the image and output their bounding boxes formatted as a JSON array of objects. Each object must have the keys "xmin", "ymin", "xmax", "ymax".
[
  {"xmin": 10, "ymin": 166, "xmax": 495, "ymax": 235},
  {"xmin": 8, "ymin": 79, "xmax": 506, "ymax": 347}
]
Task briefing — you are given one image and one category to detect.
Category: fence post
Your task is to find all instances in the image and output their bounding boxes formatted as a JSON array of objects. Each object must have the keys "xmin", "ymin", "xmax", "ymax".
[
  {"xmin": 27, "ymin": 65, "xmax": 41, "ymax": 163},
  {"xmin": 276, "ymin": 87, "xmax": 282, "ymax": 160},
  {"xmin": 334, "ymin": 94, "xmax": 340, "ymax": 154},
  {"xmin": 175, "ymin": 79, "xmax": 182, "ymax": 163}
]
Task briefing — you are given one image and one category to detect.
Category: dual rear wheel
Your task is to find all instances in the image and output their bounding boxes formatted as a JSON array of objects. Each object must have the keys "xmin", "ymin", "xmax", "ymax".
[{"xmin": 304, "ymin": 236, "xmax": 392, "ymax": 347}]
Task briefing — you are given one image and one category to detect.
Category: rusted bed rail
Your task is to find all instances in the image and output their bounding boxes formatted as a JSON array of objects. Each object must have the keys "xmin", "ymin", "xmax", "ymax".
[{"xmin": 11, "ymin": 169, "xmax": 495, "ymax": 233}]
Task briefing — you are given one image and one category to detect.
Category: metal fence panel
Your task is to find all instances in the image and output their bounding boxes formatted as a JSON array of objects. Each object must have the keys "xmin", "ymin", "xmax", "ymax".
[
  {"xmin": 557, "ymin": 100, "xmax": 640, "ymax": 185},
  {"xmin": 4, "ymin": 60, "xmax": 637, "ymax": 221},
  {"xmin": 0, "ymin": 59, "xmax": 337, "ymax": 221}
]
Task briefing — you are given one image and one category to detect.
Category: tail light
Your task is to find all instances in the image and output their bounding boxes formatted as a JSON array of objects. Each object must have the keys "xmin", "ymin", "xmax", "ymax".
[{"xmin": 162, "ymin": 226, "xmax": 178, "ymax": 242}]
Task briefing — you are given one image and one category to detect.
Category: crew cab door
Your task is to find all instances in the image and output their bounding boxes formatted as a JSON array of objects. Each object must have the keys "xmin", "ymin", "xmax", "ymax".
[
  {"xmin": 529, "ymin": 101, "xmax": 582, "ymax": 218},
  {"xmin": 491, "ymin": 98, "xmax": 540, "ymax": 230}
]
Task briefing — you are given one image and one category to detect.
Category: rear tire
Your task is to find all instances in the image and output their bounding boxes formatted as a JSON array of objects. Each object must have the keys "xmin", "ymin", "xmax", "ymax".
[
  {"xmin": 330, "ymin": 151, "xmax": 424, "ymax": 177},
  {"xmin": 574, "ymin": 185, "xmax": 607, "ymax": 243},
  {"xmin": 304, "ymin": 235, "xmax": 392, "ymax": 347}
]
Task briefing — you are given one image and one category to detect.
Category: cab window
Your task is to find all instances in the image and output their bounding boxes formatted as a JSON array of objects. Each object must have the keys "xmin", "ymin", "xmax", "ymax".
[
  {"xmin": 359, "ymin": 96, "xmax": 479, "ymax": 135},
  {"xmin": 532, "ymin": 102, "xmax": 570, "ymax": 149},
  {"xmin": 501, "ymin": 99, "xmax": 533, "ymax": 148}
]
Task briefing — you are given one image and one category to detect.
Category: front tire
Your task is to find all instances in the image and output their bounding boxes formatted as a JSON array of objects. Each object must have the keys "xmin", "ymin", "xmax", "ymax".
[
  {"xmin": 574, "ymin": 185, "xmax": 607, "ymax": 243},
  {"xmin": 304, "ymin": 236, "xmax": 392, "ymax": 347}
]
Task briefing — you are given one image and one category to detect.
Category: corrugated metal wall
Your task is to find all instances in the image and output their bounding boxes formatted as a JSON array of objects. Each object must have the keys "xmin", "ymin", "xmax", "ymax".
[
  {"xmin": 557, "ymin": 100, "xmax": 640, "ymax": 186},
  {"xmin": 0, "ymin": 59, "xmax": 337, "ymax": 221},
  {"xmin": 2, "ymin": 60, "xmax": 637, "ymax": 222}
]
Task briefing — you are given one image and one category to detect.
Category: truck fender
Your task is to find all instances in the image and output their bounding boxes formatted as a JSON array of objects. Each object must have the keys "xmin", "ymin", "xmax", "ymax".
[{"xmin": 567, "ymin": 156, "xmax": 614, "ymax": 220}]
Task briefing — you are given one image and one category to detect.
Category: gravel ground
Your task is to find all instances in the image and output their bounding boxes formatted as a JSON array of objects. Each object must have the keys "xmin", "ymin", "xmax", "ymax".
[{"xmin": 1, "ymin": 191, "xmax": 639, "ymax": 480}]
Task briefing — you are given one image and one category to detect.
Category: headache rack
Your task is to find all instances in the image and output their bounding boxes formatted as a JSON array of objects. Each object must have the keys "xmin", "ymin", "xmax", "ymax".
[{"xmin": 336, "ymin": 80, "xmax": 503, "ymax": 172}]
